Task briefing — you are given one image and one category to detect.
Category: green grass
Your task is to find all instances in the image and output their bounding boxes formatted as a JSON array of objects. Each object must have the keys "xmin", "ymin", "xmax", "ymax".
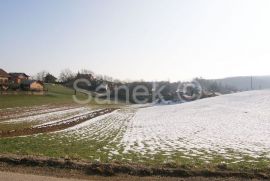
[
  {"xmin": 0, "ymin": 84, "xmax": 80, "ymax": 108},
  {"xmin": 0, "ymin": 83, "xmax": 124, "ymax": 109},
  {"xmin": 0, "ymin": 133, "xmax": 269, "ymax": 173}
]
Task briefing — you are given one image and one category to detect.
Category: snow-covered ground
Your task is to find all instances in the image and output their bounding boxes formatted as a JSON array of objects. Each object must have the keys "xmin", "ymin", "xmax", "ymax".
[
  {"xmin": 121, "ymin": 90, "xmax": 270, "ymax": 160},
  {"xmin": 0, "ymin": 105, "xmax": 76, "ymax": 120},
  {"xmin": 3, "ymin": 107, "xmax": 90, "ymax": 123},
  {"xmin": 0, "ymin": 106, "xmax": 97, "ymax": 132},
  {"xmin": 7, "ymin": 90, "xmax": 269, "ymax": 162}
]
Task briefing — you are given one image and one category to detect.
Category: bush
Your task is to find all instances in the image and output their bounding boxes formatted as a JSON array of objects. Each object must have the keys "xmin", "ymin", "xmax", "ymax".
[{"xmin": 8, "ymin": 83, "xmax": 20, "ymax": 91}]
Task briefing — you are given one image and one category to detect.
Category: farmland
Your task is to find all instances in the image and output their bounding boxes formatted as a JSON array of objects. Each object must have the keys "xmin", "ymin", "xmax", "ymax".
[
  {"xmin": 0, "ymin": 83, "xmax": 104, "ymax": 109},
  {"xmin": 0, "ymin": 89, "xmax": 270, "ymax": 177}
]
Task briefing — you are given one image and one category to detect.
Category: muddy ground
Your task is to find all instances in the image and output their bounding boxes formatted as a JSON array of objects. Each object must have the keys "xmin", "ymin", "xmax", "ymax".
[{"xmin": 0, "ymin": 108, "xmax": 117, "ymax": 137}]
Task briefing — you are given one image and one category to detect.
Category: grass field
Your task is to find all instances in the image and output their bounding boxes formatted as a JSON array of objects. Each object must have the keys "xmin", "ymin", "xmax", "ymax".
[
  {"xmin": 0, "ymin": 84, "xmax": 120, "ymax": 109},
  {"xmin": 0, "ymin": 107, "xmax": 269, "ymax": 173},
  {"xmin": 0, "ymin": 84, "xmax": 83, "ymax": 108},
  {"xmin": 0, "ymin": 89, "xmax": 270, "ymax": 176}
]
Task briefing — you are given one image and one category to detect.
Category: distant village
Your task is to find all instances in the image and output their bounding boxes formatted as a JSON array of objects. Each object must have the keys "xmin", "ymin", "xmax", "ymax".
[
  {"xmin": 0, "ymin": 68, "xmax": 115, "ymax": 93},
  {"xmin": 0, "ymin": 68, "xmax": 44, "ymax": 92},
  {"xmin": 1, "ymin": 67, "xmax": 238, "ymax": 103}
]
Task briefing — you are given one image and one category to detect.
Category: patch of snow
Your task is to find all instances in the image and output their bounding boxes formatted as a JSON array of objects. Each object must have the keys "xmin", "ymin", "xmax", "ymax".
[
  {"xmin": 121, "ymin": 90, "xmax": 270, "ymax": 158},
  {"xmin": 3, "ymin": 107, "xmax": 91, "ymax": 124}
]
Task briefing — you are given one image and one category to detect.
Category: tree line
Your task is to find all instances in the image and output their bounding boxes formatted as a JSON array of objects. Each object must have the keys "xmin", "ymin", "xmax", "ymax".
[{"xmin": 33, "ymin": 69, "xmax": 238, "ymax": 103}]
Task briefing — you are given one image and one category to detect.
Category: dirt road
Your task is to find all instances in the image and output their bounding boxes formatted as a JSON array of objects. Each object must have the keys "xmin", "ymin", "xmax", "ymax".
[
  {"xmin": 0, "ymin": 171, "xmax": 88, "ymax": 181},
  {"xmin": 0, "ymin": 171, "xmax": 263, "ymax": 181}
]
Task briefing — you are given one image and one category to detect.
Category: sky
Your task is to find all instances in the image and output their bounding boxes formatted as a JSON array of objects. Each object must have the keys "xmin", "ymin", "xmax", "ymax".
[{"xmin": 1, "ymin": 0, "xmax": 270, "ymax": 81}]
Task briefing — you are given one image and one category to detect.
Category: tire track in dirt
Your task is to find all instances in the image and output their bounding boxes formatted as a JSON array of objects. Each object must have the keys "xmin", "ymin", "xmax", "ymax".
[{"xmin": 0, "ymin": 108, "xmax": 118, "ymax": 138}]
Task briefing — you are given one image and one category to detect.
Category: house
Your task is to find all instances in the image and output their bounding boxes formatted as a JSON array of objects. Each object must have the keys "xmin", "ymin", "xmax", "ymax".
[
  {"xmin": 9, "ymin": 73, "xmax": 30, "ymax": 84},
  {"xmin": 0, "ymin": 68, "xmax": 10, "ymax": 89},
  {"xmin": 44, "ymin": 73, "xmax": 57, "ymax": 83},
  {"xmin": 20, "ymin": 80, "xmax": 44, "ymax": 91}
]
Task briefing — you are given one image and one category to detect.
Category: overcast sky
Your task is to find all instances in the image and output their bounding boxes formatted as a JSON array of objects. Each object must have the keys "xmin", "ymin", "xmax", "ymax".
[{"xmin": 1, "ymin": 0, "xmax": 270, "ymax": 81}]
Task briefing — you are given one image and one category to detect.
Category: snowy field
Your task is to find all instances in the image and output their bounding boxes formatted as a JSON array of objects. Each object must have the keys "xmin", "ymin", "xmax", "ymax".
[
  {"xmin": 120, "ymin": 90, "xmax": 270, "ymax": 161},
  {"xmin": 1, "ymin": 90, "xmax": 270, "ymax": 166},
  {"xmin": 50, "ymin": 90, "xmax": 270, "ymax": 162},
  {"xmin": 0, "ymin": 106, "xmax": 94, "ymax": 130}
]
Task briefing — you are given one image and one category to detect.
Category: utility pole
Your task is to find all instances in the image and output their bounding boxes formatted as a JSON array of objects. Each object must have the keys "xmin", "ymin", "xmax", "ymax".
[{"xmin": 250, "ymin": 76, "xmax": 253, "ymax": 90}]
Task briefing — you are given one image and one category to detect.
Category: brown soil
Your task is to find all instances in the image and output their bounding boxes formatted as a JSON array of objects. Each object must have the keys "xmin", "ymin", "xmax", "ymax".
[
  {"xmin": 0, "ymin": 154, "xmax": 268, "ymax": 180},
  {"xmin": 0, "ymin": 108, "xmax": 117, "ymax": 137}
]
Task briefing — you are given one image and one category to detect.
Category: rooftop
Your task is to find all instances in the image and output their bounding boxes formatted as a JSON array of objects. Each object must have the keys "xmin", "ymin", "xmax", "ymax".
[
  {"xmin": 0, "ymin": 69, "xmax": 10, "ymax": 78},
  {"xmin": 9, "ymin": 73, "xmax": 30, "ymax": 77}
]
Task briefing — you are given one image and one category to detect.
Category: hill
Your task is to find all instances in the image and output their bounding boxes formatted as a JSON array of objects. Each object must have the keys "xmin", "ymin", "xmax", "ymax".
[{"xmin": 212, "ymin": 75, "xmax": 270, "ymax": 91}]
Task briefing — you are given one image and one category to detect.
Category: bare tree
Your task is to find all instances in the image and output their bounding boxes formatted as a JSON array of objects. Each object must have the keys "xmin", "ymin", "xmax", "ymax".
[
  {"xmin": 79, "ymin": 69, "xmax": 94, "ymax": 75},
  {"xmin": 35, "ymin": 70, "xmax": 48, "ymax": 81},
  {"xmin": 59, "ymin": 69, "xmax": 75, "ymax": 83}
]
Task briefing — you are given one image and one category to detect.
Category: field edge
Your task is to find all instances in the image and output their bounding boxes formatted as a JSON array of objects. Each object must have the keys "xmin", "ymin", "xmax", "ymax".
[{"xmin": 0, "ymin": 154, "xmax": 269, "ymax": 180}]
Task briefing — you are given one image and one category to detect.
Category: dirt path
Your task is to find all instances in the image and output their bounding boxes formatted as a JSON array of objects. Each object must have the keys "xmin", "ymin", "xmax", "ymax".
[
  {"xmin": 0, "ymin": 108, "xmax": 117, "ymax": 138},
  {"xmin": 0, "ymin": 171, "xmax": 262, "ymax": 181},
  {"xmin": 0, "ymin": 171, "xmax": 88, "ymax": 181}
]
